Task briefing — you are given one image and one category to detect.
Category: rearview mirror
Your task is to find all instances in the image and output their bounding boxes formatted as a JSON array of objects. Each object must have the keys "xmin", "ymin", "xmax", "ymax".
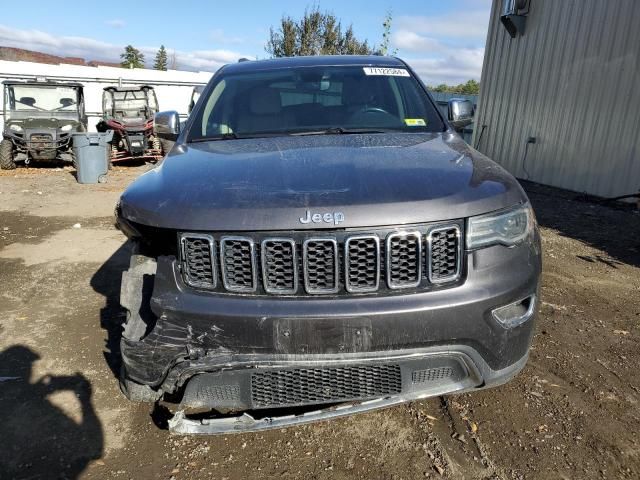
[
  {"xmin": 447, "ymin": 99, "xmax": 474, "ymax": 131},
  {"xmin": 154, "ymin": 111, "xmax": 181, "ymax": 140}
]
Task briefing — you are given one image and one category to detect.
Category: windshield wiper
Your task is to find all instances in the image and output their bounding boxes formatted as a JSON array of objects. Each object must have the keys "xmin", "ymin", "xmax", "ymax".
[
  {"xmin": 289, "ymin": 127, "xmax": 395, "ymax": 136},
  {"xmin": 190, "ymin": 132, "xmax": 241, "ymax": 143}
]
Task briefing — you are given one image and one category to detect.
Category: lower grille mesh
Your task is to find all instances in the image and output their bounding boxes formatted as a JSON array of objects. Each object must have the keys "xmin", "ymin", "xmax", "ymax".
[{"xmin": 251, "ymin": 364, "xmax": 402, "ymax": 408}]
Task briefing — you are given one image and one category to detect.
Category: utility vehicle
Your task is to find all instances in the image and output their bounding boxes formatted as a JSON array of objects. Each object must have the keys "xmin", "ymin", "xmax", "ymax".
[
  {"xmin": 97, "ymin": 85, "xmax": 166, "ymax": 162},
  {"xmin": 1, "ymin": 79, "xmax": 87, "ymax": 169}
]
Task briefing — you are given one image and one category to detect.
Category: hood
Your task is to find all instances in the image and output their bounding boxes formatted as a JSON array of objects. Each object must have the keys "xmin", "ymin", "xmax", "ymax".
[{"xmin": 119, "ymin": 132, "xmax": 527, "ymax": 231}]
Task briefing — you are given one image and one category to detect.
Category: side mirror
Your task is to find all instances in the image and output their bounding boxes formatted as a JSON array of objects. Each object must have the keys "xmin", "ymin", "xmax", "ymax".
[
  {"xmin": 154, "ymin": 111, "xmax": 181, "ymax": 140},
  {"xmin": 447, "ymin": 99, "xmax": 474, "ymax": 131}
]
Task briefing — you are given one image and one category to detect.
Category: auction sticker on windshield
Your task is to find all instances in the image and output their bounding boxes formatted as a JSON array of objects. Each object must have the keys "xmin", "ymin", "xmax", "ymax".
[{"xmin": 363, "ymin": 67, "xmax": 410, "ymax": 77}]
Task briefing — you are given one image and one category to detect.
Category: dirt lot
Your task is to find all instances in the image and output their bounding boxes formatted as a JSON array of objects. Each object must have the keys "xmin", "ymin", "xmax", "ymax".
[{"xmin": 0, "ymin": 164, "xmax": 639, "ymax": 480}]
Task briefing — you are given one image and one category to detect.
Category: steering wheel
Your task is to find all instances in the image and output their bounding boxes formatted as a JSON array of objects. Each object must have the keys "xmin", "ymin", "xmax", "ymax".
[{"xmin": 358, "ymin": 106, "xmax": 391, "ymax": 115}]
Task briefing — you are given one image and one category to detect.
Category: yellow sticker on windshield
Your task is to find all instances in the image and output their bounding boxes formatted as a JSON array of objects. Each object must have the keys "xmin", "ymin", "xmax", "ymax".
[{"xmin": 404, "ymin": 118, "xmax": 426, "ymax": 126}]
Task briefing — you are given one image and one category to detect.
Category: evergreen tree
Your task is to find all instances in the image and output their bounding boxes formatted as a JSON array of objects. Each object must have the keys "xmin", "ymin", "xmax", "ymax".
[
  {"xmin": 153, "ymin": 45, "xmax": 168, "ymax": 71},
  {"xmin": 120, "ymin": 45, "xmax": 145, "ymax": 69}
]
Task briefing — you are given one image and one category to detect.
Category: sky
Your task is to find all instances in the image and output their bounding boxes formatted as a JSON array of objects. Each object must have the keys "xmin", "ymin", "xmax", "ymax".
[{"xmin": 0, "ymin": 0, "xmax": 492, "ymax": 85}]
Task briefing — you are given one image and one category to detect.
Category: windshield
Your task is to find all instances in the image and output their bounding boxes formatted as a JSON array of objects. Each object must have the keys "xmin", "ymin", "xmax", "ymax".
[
  {"xmin": 190, "ymin": 65, "xmax": 445, "ymax": 140},
  {"xmin": 5, "ymin": 85, "xmax": 80, "ymax": 117},
  {"xmin": 105, "ymin": 89, "xmax": 158, "ymax": 121}
]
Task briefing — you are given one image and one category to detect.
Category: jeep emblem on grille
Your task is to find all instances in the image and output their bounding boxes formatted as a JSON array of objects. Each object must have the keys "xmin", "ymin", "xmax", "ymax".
[{"xmin": 299, "ymin": 210, "xmax": 345, "ymax": 226}]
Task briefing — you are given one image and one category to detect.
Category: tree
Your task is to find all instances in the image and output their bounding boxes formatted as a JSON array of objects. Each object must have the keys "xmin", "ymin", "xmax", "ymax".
[
  {"xmin": 266, "ymin": 6, "xmax": 374, "ymax": 57},
  {"xmin": 153, "ymin": 45, "xmax": 167, "ymax": 71},
  {"xmin": 379, "ymin": 10, "xmax": 397, "ymax": 56},
  {"xmin": 431, "ymin": 80, "xmax": 480, "ymax": 95},
  {"xmin": 120, "ymin": 45, "xmax": 145, "ymax": 69}
]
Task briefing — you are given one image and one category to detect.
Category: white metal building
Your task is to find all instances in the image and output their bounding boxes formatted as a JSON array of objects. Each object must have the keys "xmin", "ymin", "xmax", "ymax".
[{"xmin": 473, "ymin": 0, "xmax": 640, "ymax": 198}]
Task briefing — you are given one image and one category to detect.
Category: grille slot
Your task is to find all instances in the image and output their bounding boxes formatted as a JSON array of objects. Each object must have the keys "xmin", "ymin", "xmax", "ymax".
[
  {"xmin": 345, "ymin": 235, "xmax": 380, "ymax": 292},
  {"xmin": 180, "ymin": 233, "xmax": 216, "ymax": 288},
  {"xmin": 220, "ymin": 236, "xmax": 257, "ymax": 292},
  {"xmin": 386, "ymin": 232, "xmax": 422, "ymax": 289},
  {"xmin": 428, "ymin": 226, "xmax": 461, "ymax": 283},
  {"xmin": 412, "ymin": 367, "xmax": 454, "ymax": 383},
  {"xmin": 303, "ymin": 238, "xmax": 339, "ymax": 294},
  {"xmin": 251, "ymin": 364, "xmax": 402, "ymax": 408},
  {"xmin": 261, "ymin": 238, "xmax": 297, "ymax": 294}
]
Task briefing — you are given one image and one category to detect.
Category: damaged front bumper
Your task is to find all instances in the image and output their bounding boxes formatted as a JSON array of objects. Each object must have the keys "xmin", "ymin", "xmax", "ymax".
[
  {"xmin": 166, "ymin": 346, "xmax": 529, "ymax": 434},
  {"xmin": 120, "ymin": 233, "xmax": 541, "ymax": 433}
]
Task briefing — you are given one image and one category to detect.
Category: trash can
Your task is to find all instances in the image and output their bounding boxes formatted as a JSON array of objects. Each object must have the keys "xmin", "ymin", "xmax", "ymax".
[{"xmin": 72, "ymin": 131, "xmax": 113, "ymax": 184}]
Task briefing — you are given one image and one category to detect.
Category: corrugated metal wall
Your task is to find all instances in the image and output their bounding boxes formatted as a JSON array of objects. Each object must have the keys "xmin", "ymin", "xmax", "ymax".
[{"xmin": 473, "ymin": 0, "xmax": 640, "ymax": 198}]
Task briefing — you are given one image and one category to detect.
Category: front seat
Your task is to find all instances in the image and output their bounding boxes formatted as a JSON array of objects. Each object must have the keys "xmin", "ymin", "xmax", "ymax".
[
  {"xmin": 19, "ymin": 97, "xmax": 36, "ymax": 107},
  {"xmin": 59, "ymin": 98, "xmax": 74, "ymax": 108},
  {"xmin": 236, "ymin": 87, "xmax": 293, "ymax": 133}
]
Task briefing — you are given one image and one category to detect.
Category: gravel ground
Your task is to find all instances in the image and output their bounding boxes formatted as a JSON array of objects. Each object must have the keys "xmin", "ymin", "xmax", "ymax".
[{"xmin": 0, "ymin": 164, "xmax": 638, "ymax": 480}]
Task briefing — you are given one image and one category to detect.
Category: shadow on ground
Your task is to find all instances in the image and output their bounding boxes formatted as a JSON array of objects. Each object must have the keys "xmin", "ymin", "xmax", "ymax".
[
  {"xmin": 523, "ymin": 181, "xmax": 640, "ymax": 268},
  {"xmin": 0, "ymin": 345, "xmax": 103, "ymax": 479},
  {"xmin": 90, "ymin": 241, "xmax": 132, "ymax": 378}
]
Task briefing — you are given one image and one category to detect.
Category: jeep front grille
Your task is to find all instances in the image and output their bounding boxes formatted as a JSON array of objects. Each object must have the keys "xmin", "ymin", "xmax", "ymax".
[
  {"xmin": 179, "ymin": 222, "xmax": 462, "ymax": 296},
  {"xmin": 251, "ymin": 364, "xmax": 402, "ymax": 408}
]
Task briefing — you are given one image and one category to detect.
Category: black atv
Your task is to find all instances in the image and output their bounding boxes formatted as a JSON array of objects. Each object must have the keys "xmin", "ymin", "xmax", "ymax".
[{"xmin": 0, "ymin": 79, "xmax": 87, "ymax": 169}]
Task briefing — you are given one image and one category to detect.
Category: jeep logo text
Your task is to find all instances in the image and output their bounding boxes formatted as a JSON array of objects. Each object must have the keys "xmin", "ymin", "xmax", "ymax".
[{"xmin": 299, "ymin": 210, "xmax": 345, "ymax": 226}]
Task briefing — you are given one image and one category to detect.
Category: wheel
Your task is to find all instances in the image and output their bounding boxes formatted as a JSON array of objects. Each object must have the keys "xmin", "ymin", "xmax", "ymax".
[
  {"xmin": 107, "ymin": 145, "xmax": 117, "ymax": 170},
  {"xmin": 0, "ymin": 139, "xmax": 16, "ymax": 170},
  {"xmin": 98, "ymin": 174, "xmax": 107, "ymax": 183}
]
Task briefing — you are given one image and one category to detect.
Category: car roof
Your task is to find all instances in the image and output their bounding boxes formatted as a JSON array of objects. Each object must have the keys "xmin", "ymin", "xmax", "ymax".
[
  {"xmin": 221, "ymin": 55, "xmax": 406, "ymax": 74},
  {"xmin": 3, "ymin": 80, "xmax": 83, "ymax": 88}
]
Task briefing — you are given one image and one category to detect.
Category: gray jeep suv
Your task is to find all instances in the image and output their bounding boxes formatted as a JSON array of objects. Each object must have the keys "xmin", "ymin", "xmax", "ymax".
[{"xmin": 115, "ymin": 56, "xmax": 541, "ymax": 434}]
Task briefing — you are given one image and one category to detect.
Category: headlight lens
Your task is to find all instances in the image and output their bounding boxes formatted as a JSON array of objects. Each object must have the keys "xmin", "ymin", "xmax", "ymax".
[
  {"xmin": 9, "ymin": 124, "xmax": 23, "ymax": 132},
  {"xmin": 467, "ymin": 203, "xmax": 534, "ymax": 249},
  {"xmin": 60, "ymin": 124, "xmax": 74, "ymax": 132}
]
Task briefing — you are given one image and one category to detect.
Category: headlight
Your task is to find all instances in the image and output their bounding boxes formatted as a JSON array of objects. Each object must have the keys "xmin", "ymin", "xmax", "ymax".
[
  {"xmin": 467, "ymin": 203, "xmax": 534, "ymax": 249},
  {"xmin": 60, "ymin": 124, "xmax": 74, "ymax": 132},
  {"xmin": 9, "ymin": 124, "xmax": 23, "ymax": 132}
]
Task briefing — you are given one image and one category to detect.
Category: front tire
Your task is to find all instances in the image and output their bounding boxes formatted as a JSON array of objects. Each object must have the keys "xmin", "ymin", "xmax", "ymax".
[{"xmin": 0, "ymin": 139, "xmax": 16, "ymax": 170}]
